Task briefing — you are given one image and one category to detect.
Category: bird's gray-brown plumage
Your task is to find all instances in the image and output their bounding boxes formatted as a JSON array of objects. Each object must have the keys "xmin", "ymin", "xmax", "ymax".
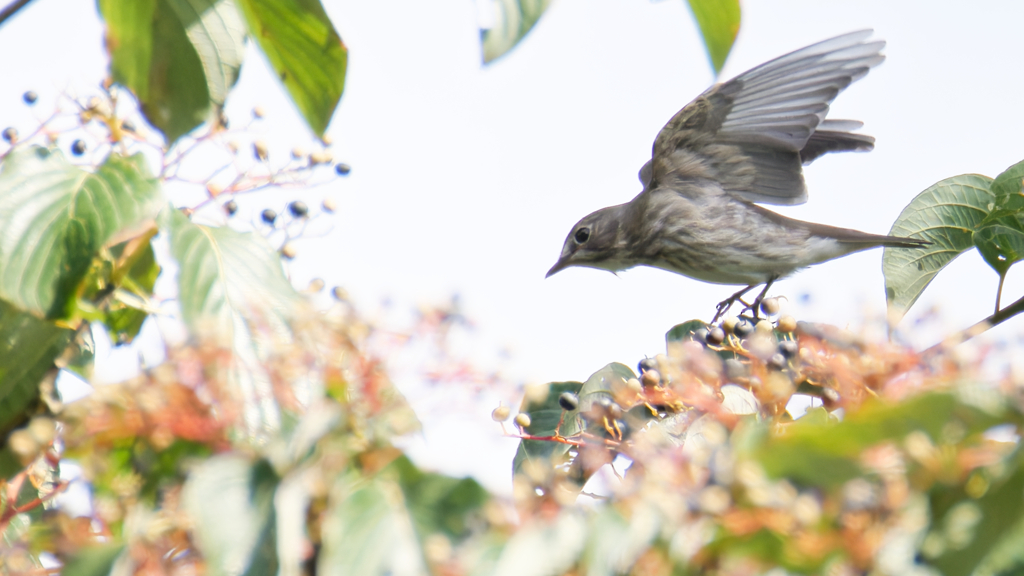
[{"xmin": 547, "ymin": 31, "xmax": 927, "ymax": 306}]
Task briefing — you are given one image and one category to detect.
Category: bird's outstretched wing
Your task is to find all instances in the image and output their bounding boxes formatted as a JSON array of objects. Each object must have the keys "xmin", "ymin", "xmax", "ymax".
[{"xmin": 646, "ymin": 30, "xmax": 884, "ymax": 205}]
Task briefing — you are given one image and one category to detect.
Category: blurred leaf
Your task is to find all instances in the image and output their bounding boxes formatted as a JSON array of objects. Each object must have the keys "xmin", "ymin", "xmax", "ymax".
[
  {"xmin": 927, "ymin": 449, "xmax": 1024, "ymax": 576},
  {"xmin": 0, "ymin": 300, "xmax": 72, "ymax": 437},
  {"xmin": 98, "ymin": 0, "xmax": 246, "ymax": 144},
  {"xmin": 580, "ymin": 505, "xmax": 660, "ymax": 576},
  {"xmin": 99, "ymin": 235, "xmax": 161, "ymax": 344},
  {"xmin": 61, "ymin": 543, "xmax": 126, "ymax": 576},
  {"xmin": 686, "ymin": 0, "xmax": 741, "ymax": 74},
  {"xmin": 490, "ymin": 508, "xmax": 586, "ymax": 576},
  {"xmin": 57, "ymin": 325, "xmax": 96, "ymax": 382},
  {"xmin": 319, "ymin": 474, "xmax": 429, "ymax": 576},
  {"xmin": 162, "ymin": 208, "xmax": 303, "ymax": 436},
  {"xmin": 235, "ymin": 0, "xmax": 347, "ymax": 137},
  {"xmin": 972, "ymin": 514, "xmax": 1024, "ymax": 576},
  {"xmin": 391, "ymin": 455, "xmax": 489, "ymax": 539},
  {"xmin": 480, "ymin": 0, "xmax": 552, "ymax": 64},
  {"xmin": 183, "ymin": 455, "xmax": 279, "ymax": 576},
  {"xmin": 0, "ymin": 147, "xmax": 163, "ymax": 318},
  {"xmin": 755, "ymin": 393, "xmax": 1009, "ymax": 488},
  {"xmin": 666, "ymin": 319, "xmax": 706, "ymax": 344},
  {"xmin": 973, "ymin": 211, "xmax": 1024, "ymax": 277},
  {"xmin": 883, "ymin": 174, "xmax": 994, "ymax": 323}
]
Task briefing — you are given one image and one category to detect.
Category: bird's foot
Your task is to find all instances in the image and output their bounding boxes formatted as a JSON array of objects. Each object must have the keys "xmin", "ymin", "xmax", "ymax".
[
  {"xmin": 710, "ymin": 278, "xmax": 778, "ymax": 325},
  {"xmin": 711, "ymin": 284, "xmax": 758, "ymax": 324}
]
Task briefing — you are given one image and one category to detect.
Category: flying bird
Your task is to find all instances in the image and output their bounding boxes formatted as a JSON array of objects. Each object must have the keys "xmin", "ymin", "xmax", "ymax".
[{"xmin": 546, "ymin": 30, "xmax": 927, "ymax": 321}]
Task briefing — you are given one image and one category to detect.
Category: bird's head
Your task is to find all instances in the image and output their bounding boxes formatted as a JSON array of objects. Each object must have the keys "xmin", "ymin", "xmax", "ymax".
[{"xmin": 546, "ymin": 205, "xmax": 628, "ymax": 278}]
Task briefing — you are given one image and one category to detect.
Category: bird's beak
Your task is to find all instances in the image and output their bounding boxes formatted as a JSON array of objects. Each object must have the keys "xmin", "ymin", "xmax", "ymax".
[{"xmin": 546, "ymin": 258, "xmax": 569, "ymax": 278}]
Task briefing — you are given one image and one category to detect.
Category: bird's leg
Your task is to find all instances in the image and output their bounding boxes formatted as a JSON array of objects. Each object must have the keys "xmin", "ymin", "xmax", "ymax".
[
  {"xmin": 712, "ymin": 283, "xmax": 758, "ymax": 324},
  {"xmin": 744, "ymin": 277, "xmax": 777, "ymax": 320}
]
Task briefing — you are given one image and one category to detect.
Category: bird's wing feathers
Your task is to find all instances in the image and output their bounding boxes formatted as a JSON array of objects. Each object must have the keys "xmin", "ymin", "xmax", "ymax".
[{"xmin": 649, "ymin": 30, "xmax": 884, "ymax": 206}]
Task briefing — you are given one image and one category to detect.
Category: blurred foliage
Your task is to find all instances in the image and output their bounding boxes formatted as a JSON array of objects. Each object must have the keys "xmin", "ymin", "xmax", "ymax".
[{"xmin": 3, "ymin": 1, "xmax": 1024, "ymax": 576}]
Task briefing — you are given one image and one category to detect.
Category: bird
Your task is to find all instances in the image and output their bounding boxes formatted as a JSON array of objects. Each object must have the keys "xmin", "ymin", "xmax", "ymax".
[{"xmin": 545, "ymin": 30, "xmax": 928, "ymax": 322}]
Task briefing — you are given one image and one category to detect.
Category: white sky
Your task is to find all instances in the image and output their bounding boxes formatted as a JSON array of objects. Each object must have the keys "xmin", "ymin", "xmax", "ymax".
[{"xmin": 4, "ymin": 0, "xmax": 1024, "ymax": 492}]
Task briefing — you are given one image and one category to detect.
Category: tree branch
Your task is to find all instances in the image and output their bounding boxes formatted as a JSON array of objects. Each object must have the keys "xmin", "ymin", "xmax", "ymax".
[
  {"xmin": 0, "ymin": 0, "xmax": 36, "ymax": 28},
  {"xmin": 924, "ymin": 291, "xmax": 1024, "ymax": 356}
]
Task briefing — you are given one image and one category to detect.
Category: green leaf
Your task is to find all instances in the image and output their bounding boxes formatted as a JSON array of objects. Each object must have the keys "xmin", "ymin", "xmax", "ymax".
[
  {"xmin": 666, "ymin": 319, "xmax": 707, "ymax": 344},
  {"xmin": 512, "ymin": 381, "xmax": 583, "ymax": 478},
  {"xmin": 755, "ymin": 393, "xmax": 1009, "ymax": 488},
  {"xmin": 480, "ymin": 0, "xmax": 552, "ymax": 64},
  {"xmin": 98, "ymin": 0, "xmax": 246, "ymax": 145},
  {"xmin": 991, "ymin": 159, "xmax": 1024, "ymax": 204},
  {"xmin": 0, "ymin": 147, "xmax": 163, "ymax": 318},
  {"xmin": 235, "ymin": 0, "xmax": 347, "ymax": 137},
  {"xmin": 0, "ymin": 300, "xmax": 73, "ymax": 437},
  {"xmin": 319, "ymin": 475, "xmax": 429, "ymax": 576},
  {"xmin": 512, "ymin": 363, "xmax": 635, "ymax": 484},
  {"xmin": 183, "ymin": 455, "xmax": 280, "ymax": 576},
  {"xmin": 883, "ymin": 174, "xmax": 994, "ymax": 323},
  {"xmin": 390, "ymin": 455, "xmax": 490, "ymax": 540},
  {"xmin": 973, "ymin": 211, "xmax": 1024, "ymax": 277},
  {"xmin": 61, "ymin": 543, "xmax": 126, "ymax": 576},
  {"xmin": 686, "ymin": 0, "xmax": 741, "ymax": 74},
  {"xmin": 162, "ymin": 207, "xmax": 300, "ymax": 339}
]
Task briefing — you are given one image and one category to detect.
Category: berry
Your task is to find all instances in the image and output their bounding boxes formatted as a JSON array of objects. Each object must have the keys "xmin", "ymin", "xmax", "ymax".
[
  {"xmin": 558, "ymin": 392, "xmax": 579, "ymax": 411},
  {"xmin": 777, "ymin": 340, "xmax": 799, "ymax": 358},
  {"xmin": 291, "ymin": 147, "xmax": 306, "ymax": 160},
  {"xmin": 253, "ymin": 140, "xmax": 269, "ymax": 161},
  {"xmin": 760, "ymin": 297, "xmax": 781, "ymax": 316},
  {"xmin": 2, "ymin": 127, "xmax": 16, "ymax": 143},
  {"xmin": 733, "ymin": 319, "xmax": 754, "ymax": 338},
  {"xmin": 252, "ymin": 106, "xmax": 265, "ymax": 119},
  {"xmin": 331, "ymin": 286, "xmax": 348, "ymax": 300},
  {"xmin": 280, "ymin": 242, "xmax": 297, "ymax": 259},
  {"xmin": 261, "ymin": 209, "xmax": 277, "ymax": 224},
  {"xmin": 514, "ymin": 413, "xmax": 531, "ymax": 429},
  {"xmin": 755, "ymin": 320, "xmax": 774, "ymax": 335},
  {"xmin": 334, "ymin": 162, "xmax": 351, "ymax": 176},
  {"xmin": 724, "ymin": 358, "xmax": 747, "ymax": 380},
  {"xmin": 322, "ymin": 198, "xmax": 337, "ymax": 213},
  {"xmin": 491, "ymin": 406, "xmax": 510, "ymax": 422},
  {"xmin": 706, "ymin": 326, "xmax": 726, "ymax": 345},
  {"xmin": 310, "ymin": 151, "xmax": 332, "ymax": 165},
  {"xmin": 777, "ymin": 316, "xmax": 797, "ymax": 333},
  {"xmin": 71, "ymin": 139, "xmax": 86, "ymax": 155},
  {"xmin": 288, "ymin": 200, "xmax": 309, "ymax": 218},
  {"xmin": 22, "ymin": 91, "xmax": 37, "ymax": 105},
  {"xmin": 641, "ymin": 369, "xmax": 661, "ymax": 388},
  {"xmin": 638, "ymin": 357, "xmax": 658, "ymax": 373},
  {"xmin": 223, "ymin": 200, "xmax": 238, "ymax": 216},
  {"xmin": 307, "ymin": 278, "xmax": 325, "ymax": 292},
  {"xmin": 768, "ymin": 353, "xmax": 787, "ymax": 371}
]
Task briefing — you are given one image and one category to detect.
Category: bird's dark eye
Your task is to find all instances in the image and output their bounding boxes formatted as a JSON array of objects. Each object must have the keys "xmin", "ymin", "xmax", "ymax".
[{"xmin": 574, "ymin": 227, "xmax": 591, "ymax": 244}]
